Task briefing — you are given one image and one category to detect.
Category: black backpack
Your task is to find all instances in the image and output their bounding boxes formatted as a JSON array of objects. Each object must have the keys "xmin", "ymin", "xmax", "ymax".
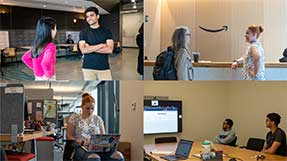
[{"xmin": 153, "ymin": 47, "xmax": 177, "ymax": 80}]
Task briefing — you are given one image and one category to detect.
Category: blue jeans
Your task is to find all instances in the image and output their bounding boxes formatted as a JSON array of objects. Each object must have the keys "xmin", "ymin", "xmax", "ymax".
[{"xmin": 73, "ymin": 145, "xmax": 124, "ymax": 161}]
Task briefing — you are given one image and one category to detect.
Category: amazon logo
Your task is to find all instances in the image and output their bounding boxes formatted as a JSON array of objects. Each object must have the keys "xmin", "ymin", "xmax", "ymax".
[{"xmin": 199, "ymin": 25, "xmax": 228, "ymax": 33}]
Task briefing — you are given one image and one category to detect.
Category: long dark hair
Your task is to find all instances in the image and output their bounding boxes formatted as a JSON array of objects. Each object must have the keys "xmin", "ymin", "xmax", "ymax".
[
  {"xmin": 31, "ymin": 17, "xmax": 56, "ymax": 58},
  {"xmin": 138, "ymin": 23, "xmax": 143, "ymax": 34}
]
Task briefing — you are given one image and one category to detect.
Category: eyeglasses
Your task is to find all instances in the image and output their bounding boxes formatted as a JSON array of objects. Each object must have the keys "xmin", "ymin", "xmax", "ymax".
[{"xmin": 86, "ymin": 107, "xmax": 94, "ymax": 110}]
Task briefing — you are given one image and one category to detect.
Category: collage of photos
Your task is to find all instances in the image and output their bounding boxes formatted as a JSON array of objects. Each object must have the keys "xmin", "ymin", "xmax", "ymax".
[{"xmin": 0, "ymin": 0, "xmax": 286, "ymax": 161}]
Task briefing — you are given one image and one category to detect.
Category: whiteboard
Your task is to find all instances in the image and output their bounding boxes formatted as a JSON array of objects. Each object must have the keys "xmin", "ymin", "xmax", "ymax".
[
  {"xmin": 0, "ymin": 31, "xmax": 9, "ymax": 49},
  {"xmin": 65, "ymin": 31, "xmax": 80, "ymax": 43}
]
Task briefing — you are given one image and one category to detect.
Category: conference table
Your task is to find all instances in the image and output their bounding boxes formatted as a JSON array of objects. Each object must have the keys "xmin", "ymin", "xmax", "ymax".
[{"xmin": 144, "ymin": 141, "xmax": 287, "ymax": 161}]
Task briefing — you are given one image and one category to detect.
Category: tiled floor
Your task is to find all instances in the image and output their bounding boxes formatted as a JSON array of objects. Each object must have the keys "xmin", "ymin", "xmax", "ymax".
[{"xmin": 0, "ymin": 48, "xmax": 141, "ymax": 80}]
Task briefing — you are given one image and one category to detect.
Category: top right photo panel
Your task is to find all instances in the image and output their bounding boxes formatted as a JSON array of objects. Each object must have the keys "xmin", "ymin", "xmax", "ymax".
[{"xmin": 144, "ymin": 0, "xmax": 287, "ymax": 80}]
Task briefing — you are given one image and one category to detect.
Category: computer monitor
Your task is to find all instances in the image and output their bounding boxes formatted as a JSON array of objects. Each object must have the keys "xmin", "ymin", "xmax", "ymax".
[
  {"xmin": 144, "ymin": 100, "xmax": 182, "ymax": 134},
  {"xmin": 43, "ymin": 99, "xmax": 58, "ymax": 125}
]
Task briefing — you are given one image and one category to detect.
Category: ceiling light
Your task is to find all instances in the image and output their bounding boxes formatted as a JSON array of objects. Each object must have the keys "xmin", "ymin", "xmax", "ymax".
[
  {"xmin": 43, "ymin": 4, "xmax": 47, "ymax": 8},
  {"xmin": 73, "ymin": 19, "xmax": 77, "ymax": 23},
  {"xmin": 131, "ymin": 0, "xmax": 135, "ymax": 2},
  {"xmin": 133, "ymin": 2, "xmax": 137, "ymax": 9}
]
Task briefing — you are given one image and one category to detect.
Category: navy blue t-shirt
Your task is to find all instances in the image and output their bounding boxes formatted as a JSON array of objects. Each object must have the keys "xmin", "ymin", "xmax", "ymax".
[{"xmin": 79, "ymin": 26, "xmax": 113, "ymax": 70}]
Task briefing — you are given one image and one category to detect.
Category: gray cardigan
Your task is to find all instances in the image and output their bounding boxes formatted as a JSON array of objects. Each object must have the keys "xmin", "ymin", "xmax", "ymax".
[{"xmin": 174, "ymin": 48, "xmax": 194, "ymax": 80}]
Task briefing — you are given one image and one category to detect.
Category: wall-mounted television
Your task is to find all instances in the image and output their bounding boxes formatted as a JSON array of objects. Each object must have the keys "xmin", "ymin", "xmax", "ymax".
[{"xmin": 144, "ymin": 100, "xmax": 182, "ymax": 135}]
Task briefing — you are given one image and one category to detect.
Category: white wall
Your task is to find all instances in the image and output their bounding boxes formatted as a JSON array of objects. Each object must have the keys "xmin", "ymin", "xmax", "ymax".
[
  {"xmin": 122, "ymin": 11, "xmax": 143, "ymax": 47},
  {"xmin": 144, "ymin": 81, "xmax": 287, "ymax": 146},
  {"xmin": 120, "ymin": 81, "xmax": 143, "ymax": 161}
]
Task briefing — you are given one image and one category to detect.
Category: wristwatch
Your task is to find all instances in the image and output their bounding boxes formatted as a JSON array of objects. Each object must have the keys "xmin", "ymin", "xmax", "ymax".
[{"xmin": 81, "ymin": 140, "xmax": 84, "ymax": 146}]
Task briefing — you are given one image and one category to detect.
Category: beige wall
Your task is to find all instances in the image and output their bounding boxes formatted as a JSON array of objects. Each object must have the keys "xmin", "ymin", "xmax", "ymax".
[
  {"xmin": 144, "ymin": 81, "xmax": 229, "ymax": 144},
  {"xmin": 144, "ymin": 81, "xmax": 287, "ymax": 146},
  {"xmin": 120, "ymin": 81, "xmax": 143, "ymax": 161},
  {"xmin": 122, "ymin": 11, "xmax": 143, "ymax": 47},
  {"xmin": 227, "ymin": 82, "xmax": 287, "ymax": 146},
  {"xmin": 144, "ymin": 0, "xmax": 287, "ymax": 62},
  {"xmin": 144, "ymin": 0, "xmax": 161, "ymax": 60}
]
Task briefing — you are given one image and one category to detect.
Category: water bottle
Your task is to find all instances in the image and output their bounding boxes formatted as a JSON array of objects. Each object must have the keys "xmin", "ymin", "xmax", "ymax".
[{"xmin": 201, "ymin": 141, "xmax": 211, "ymax": 160}]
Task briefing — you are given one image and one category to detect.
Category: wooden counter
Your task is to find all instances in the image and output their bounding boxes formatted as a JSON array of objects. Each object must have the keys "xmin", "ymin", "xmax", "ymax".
[
  {"xmin": 144, "ymin": 141, "xmax": 287, "ymax": 161},
  {"xmin": 0, "ymin": 130, "xmax": 55, "ymax": 142},
  {"xmin": 144, "ymin": 60, "xmax": 287, "ymax": 68}
]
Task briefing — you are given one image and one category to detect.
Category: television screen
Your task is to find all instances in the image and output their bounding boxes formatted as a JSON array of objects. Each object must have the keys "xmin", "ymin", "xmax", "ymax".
[{"xmin": 144, "ymin": 100, "xmax": 182, "ymax": 134}]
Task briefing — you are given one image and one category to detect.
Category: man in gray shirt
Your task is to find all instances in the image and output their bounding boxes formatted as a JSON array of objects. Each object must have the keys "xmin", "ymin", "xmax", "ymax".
[
  {"xmin": 263, "ymin": 113, "xmax": 286, "ymax": 156},
  {"xmin": 215, "ymin": 119, "xmax": 236, "ymax": 145}
]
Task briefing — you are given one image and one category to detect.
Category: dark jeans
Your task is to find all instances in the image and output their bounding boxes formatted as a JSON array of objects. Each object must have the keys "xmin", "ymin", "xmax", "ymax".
[{"xmin": 73, "ymin": 145, "xmax": 124, "ymax": 161}]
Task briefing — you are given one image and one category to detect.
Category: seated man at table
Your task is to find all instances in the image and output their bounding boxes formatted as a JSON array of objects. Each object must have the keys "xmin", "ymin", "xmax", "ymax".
[
  {"xmin": 66, "ymin": 34, "xmax": 74, "ymax": 44},
  {"xmin": 215, "ymin": 119, "xmax": 236, "ymax": 145},
  {"xmin": 262, "ymin": 113, "xmax": 286, "ymax": 156}
]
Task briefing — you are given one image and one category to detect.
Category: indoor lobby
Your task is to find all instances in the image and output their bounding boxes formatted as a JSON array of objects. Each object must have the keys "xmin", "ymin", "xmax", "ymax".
[
  {"xmin": 0, "ymin": 0, "xmax": 143, "ymax": 80},
  {"xmin": 144, "ymin": 0, "xmax": 287, "ymax": 80}
]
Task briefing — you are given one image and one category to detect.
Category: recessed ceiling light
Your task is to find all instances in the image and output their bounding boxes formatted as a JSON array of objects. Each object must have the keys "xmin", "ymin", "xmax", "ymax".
[{"xmin": 43, "ymin": 4, "xmax": 47, "ymax": 8}]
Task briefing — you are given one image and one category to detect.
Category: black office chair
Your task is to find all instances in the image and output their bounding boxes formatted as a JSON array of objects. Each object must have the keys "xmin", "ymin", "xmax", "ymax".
[
  {"xmin": 226, "ymin": 136, "xmax": 237, "ymax": 147},
  {"xmin": 154, "ymin": 137, "xmax": 177, "ymax": 144},
  {"xmin": 240, "ymin": 138, "xmax": 265, "ymax": 151},
  {"xmin": 63, "ymin": 140, "xmax": 76, "ymax": 161}
]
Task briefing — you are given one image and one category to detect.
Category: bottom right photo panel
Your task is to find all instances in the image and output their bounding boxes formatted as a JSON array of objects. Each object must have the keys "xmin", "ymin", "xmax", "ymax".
[{"xmin": 143, "ymin": 81, "xmax": 287, "ymax": 161}]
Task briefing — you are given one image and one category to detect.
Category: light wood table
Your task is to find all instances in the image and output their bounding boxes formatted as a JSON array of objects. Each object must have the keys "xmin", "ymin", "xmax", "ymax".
[
  {"xmin": 0, "ymin": 130, "xmax": 55, "ymax": 142},
  {"xmin": 144, "ymin": 142, "xmax": 287, "ymax": 161}
]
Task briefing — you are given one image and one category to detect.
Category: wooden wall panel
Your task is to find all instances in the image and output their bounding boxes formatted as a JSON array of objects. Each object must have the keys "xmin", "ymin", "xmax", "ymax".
[
  {"xmin": 195, "ymin": 0, "xmax": 232, "ymax": 61},
  {"xmin": 160, "ymin": 0, "xmax": 196, "ymax": 53},
  {"xmin": 263, "ymin": 0, "xmax": 287, "ymax": 62},
  {"xmin": 144, "ymin": 0, "xmax": 162, "ymax": 60},
  {"xmin": 145, "ymin": 0, "xmax": 287, "ymax": 62}
]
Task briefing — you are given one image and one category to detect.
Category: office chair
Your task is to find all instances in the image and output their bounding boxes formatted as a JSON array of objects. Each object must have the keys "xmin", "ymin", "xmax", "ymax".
[
  {"xmin": 226, "ymin": 136, "xmax": 237, "ymax": 147},
  {"xmin": 240, "ymin": 138, "xmax": 265, "ymax": 151},
  {"xmin": 154, "ymin": 137, "xmax": 177, "ymax": 144},
  {"xmin": 63, "ymin": 140, "xmax": 76, "ymax": 161}
]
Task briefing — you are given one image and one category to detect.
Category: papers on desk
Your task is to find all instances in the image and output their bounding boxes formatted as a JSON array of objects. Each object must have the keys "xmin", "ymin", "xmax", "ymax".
[
  {"xmin": 192, "ymin": 153, "xmax": 202, "ymax": 158},
  {"xmin": 151, "ymin": 149, "xmax": 173, "ymax": 155}
]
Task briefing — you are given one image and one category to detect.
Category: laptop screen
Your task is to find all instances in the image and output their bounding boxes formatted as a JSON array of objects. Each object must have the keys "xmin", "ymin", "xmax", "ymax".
[{"xmin": 175, "ymin": 139, "xmax": 193, "ymax": 158}]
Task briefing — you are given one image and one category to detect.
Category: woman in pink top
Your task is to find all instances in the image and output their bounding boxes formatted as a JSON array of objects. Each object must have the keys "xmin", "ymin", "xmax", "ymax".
[{"xmin": 22, "ymin": 17, "xmax": 57, "ymax": 81}]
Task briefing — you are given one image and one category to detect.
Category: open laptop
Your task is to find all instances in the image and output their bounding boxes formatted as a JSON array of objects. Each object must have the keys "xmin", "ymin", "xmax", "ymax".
[
  {"xmin": 86, "ymin": 134, "xmax": 120, "ymax": 153},
  {"xmin": 160, "ymin": 139, "xmax": 193, "ymax": 161}
]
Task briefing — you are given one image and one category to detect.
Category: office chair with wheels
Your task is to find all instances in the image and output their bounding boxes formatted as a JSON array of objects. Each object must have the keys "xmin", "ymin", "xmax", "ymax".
[
  {"xmin": 240, "ymin": 138, "xmax": 265, "ymax": 151},
  {"xmin": 155, "ymin": 137, "xmax": 177, "ymax": 144}
]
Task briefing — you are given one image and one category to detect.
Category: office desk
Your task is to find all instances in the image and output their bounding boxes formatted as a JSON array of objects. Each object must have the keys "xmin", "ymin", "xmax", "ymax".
[
  {"xmin": 0, "ymin": 130, "xmax": 55, "ymax": 142},
  {"xmin": 144, "ymin": 142, "xmax": 286, "ymax": 161}
]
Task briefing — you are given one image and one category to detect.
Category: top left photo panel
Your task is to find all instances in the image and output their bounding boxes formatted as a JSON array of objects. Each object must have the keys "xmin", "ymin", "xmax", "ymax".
[{"xmin": 0, "ymin": 0, "xmax": 143, "ymax": 81}]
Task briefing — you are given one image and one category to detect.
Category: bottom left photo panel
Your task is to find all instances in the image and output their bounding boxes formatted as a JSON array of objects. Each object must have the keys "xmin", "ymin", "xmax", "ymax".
[{"xmin": 0, "ymin": 80, "xmax": 144, "ymax": 161}]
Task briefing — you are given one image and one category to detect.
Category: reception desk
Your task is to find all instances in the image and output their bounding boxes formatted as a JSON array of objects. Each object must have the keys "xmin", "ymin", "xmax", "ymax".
[{"xmin": 144, "ymin": 61, "xmax": 287, "ymax": 80}]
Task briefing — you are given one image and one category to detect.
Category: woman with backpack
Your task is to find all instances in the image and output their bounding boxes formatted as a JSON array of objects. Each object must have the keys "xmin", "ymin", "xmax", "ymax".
[
  {"xmin": 172, "ymin": 26, "xmax": 194, "ymax": 80},
  {"xmin": 22, "ymin": 16, "xmax": 57, "ymax": 81}
]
